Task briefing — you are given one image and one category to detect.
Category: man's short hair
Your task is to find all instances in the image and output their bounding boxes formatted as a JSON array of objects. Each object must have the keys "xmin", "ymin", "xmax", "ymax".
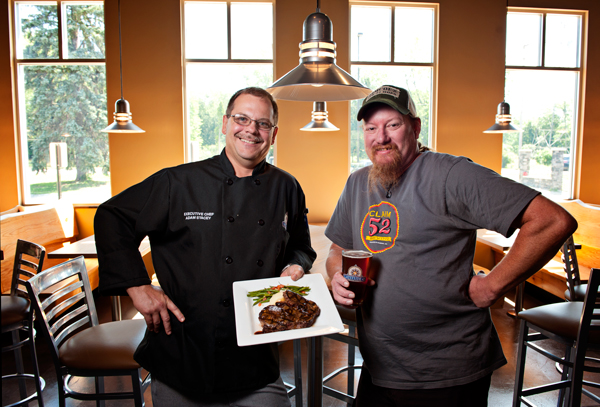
[{"xmin": 226, "ymin": 87, "xmax": 279, "ymax": 126}]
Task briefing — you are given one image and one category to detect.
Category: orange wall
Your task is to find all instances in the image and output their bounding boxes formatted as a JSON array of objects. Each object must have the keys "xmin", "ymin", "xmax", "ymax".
[
  {"xmin": 104, "ymin": 0, "xmax": 185, "ymax": 195},
  {"xmin": 1, "ymin": 2, "xmax": 19, "ymax": 211},
  {"xmin": 2, "ymin": 0, "xmax": 599, "ymax": 217}
]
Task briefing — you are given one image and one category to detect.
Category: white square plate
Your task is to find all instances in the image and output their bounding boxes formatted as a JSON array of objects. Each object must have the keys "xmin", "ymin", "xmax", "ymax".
[{"xmin": 233, "ymin": 274, "xmax": 344, "ymax": 346}]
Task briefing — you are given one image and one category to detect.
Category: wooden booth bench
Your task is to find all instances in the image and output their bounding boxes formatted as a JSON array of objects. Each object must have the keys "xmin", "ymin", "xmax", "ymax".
[{"xmin": 1, "ymin": 201, "xmax": 99, "ymax": 294}]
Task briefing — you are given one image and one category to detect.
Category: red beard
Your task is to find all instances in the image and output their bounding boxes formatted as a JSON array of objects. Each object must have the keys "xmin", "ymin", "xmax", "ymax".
[{"xmin": 368, "ymin": 144, "xmax": 403, "ymax": 192}]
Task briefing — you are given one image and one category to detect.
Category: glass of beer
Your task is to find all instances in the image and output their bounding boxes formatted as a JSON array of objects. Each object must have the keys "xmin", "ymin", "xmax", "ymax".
[{"xmin": 341, "ymin": 250, "xmax": 373, "ymax": 306}]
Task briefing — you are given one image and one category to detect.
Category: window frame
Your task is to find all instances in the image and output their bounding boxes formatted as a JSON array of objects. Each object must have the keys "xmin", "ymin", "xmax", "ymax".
[
  {"xmin": 505, "ymin": 7, "xmax": 588, "ymax": 199},
  {"xmin": 11, "ymin": 0, "xmax": 107, "ymax": 205},
  {"xmin": 182, "ymin": 0, "xmax": 275, "ymax": 164},
  {"xmin": 348, "ymin": 1, "xmax": 438, "ymax": 173}
]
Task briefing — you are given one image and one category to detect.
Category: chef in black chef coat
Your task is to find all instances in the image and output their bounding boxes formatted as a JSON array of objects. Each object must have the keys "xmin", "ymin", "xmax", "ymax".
[{"xmin": 95, "ymin": 87, "xmax": 316, "ymax": 406}]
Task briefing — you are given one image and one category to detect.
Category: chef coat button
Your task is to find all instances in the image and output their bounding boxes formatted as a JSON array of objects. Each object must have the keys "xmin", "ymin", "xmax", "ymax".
[
  {"xmin": 225, "ymin": 256, "xmax": 233, "ymax": 264},
  {"xmin": 258, "ymin": 219, "xmax": 265, "ymax": 226},
  {"xmin": 222, "ymin": 299, "xmax": 231, "ymax": 307},
  {"xmin": 257, "ymin": 260, "xmax": 264, "ymax": 267},
  {"xmin": 254, "ymin": 179, "xmax": 261, "ymax": 185},
  {"xmin": 227, "ymin": 216, "xmax": 235, "ymax": 222},
  {"xmin": 226, "ymin": 178, "xmax": 233, "ymax": 185}
]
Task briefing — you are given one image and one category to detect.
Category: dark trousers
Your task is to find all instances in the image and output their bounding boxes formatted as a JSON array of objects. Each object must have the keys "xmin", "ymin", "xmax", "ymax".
[{"xmin": 354, "ymin": 366, "xmax": 492, "ymax": 407}]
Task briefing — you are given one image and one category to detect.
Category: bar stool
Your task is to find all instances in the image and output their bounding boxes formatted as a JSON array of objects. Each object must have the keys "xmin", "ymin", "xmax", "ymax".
[
  {"xmin": 323, "ymin": 304, "xmax": 361, "ymax": 406},
  {"xmin": 512, "ymin": 268, "xmax": 600, "ymax": 406},
  {"xmin": 1, "ymin": 239, "xmax": 46, "ymax": 407}
]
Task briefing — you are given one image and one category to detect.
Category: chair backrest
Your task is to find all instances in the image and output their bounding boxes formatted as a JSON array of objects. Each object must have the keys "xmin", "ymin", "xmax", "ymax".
[
  {"xmin": 25, "ymin": 256, "xmax": 99, "ymax": 367},
  {"xmin": 562, "ymin": 235, "xmax": 581, "ymax": 299},
  {"xmin": 570, "ymin": 268, "xmax": 600, "ymax": 406},
  {"xmin": 11, "ymin": 239, "xmax": 46, "ymax": 298}
]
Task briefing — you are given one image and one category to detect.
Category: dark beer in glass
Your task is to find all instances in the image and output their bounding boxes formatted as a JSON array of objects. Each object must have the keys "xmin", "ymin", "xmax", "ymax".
[{"xmin": 341, "ymin": 250, "xmax": 372, "ymax": 306}]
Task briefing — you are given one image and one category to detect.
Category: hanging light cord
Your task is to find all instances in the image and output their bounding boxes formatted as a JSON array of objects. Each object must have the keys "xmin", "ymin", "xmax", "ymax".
[
  {"xmin": 118, "ymin": 0, "xmax": 124, "ymax": 100},
  {"xmin": 316, "ymin": 0, "xmax": 320, "ymax": 13}
]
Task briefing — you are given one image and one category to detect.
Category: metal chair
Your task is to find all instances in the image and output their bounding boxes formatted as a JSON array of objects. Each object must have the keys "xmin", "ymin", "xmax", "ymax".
[
  {"xmin": 323, "ymin": 304, "xmax": 361, "ymax": 406},
  {"xmin": 513, "ymin": 268, "xmax": 600, "ymax": 407},
  {"xmin": 25, "ymin": 256, "xmax": 151, "ymax": 407},
  {"xmin": 1, "ymin": 239, "xmax": 46, "ymax": 407},
  {"xmin": 563, "ymin": 235, "xmax": 587, "ymax": 302}
]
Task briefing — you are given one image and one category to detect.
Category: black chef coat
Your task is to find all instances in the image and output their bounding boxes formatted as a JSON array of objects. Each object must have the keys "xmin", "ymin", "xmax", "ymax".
[{"xmin": 95, "ymin": 149, "xmax": 316, "ymax": 397}]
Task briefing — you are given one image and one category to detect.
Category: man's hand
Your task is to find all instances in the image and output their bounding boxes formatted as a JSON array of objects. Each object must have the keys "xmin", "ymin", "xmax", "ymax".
[
  {"xmin": 468, "ymin": 273, "xmax": 496, "ymax": 308},
  {"xmin": 280, "ymin": 264, "xmax": 304, "ymax": 281},
  {"xmin": 126, "ymin": 284, "xmax": 185, "ymax": 335},
  {"xmin": 326, "ymin": 243, "xmax": 375, "ymax": 306},
  {"xmin": 330, "ymin": 271, "xmax": 356, "ymax": 306}
]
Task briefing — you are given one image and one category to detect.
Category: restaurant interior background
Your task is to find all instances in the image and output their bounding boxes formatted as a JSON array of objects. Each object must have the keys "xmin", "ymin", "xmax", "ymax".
[{"xmin": 1, "ymin": 0, "xmax": 599, "ymax": 233}]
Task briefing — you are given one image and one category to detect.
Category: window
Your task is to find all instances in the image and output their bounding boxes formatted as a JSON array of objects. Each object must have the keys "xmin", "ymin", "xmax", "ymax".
[
  {"xmin": 349, "ymin": 2, "xmax": 437, "ymax": 172},
  {"xmin": 13, "ymin": 1, "xmax": 109, "ymax": 204},
  {"xmin": 183, "ymin": 1, "xmax": 274, "ymax": 163},
  {"xmin": 502, "ymin": 9, "xmax": 586, "ymax": 199}
]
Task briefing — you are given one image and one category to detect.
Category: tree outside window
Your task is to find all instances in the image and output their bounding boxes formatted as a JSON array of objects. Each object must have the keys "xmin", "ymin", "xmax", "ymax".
[
  {"xmin": 184, "ymin": 2, "xmax": 274, "ymax": 164},
  {"xmin": 502, "ymin": 10, "xmax": 584, "ymax": 199},
  {"xmin": 14, "ymin": 1, "xmax": 109, "ymax": 204}
]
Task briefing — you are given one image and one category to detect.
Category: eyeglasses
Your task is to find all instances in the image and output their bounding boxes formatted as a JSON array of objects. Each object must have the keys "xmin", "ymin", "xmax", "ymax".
[{"xmin": 227, "ymin": 114, "xmax": 275, "ymax": 131}]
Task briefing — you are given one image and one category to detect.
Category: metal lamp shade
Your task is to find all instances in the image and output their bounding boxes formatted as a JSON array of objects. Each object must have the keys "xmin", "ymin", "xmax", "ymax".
[
  {"xmin": 267, "ymin": 11, "xmax": 370, "ymax": 101},
  {"xmin": 101, "ymin": 99, "xmax": 145, "ymax": 133},
  {"xmin": 300, "ymin": 102, "xmax": 339, "ymax": 131},
  {"xmin": 484, "ymin": 102, "xmax": 520, "ymax": 133}
]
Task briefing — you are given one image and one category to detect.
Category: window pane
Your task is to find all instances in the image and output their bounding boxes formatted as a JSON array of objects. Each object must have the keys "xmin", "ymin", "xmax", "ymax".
[
  {"xmin": 186, "ymin": 63, "xmax": 273, "ymax": 162},
  {"xmin": 545, "ymin": 14, "xmax": 581, "ymax": 68},
  {"xmin": 185, "ymin": 2, "xmax": 228, "ymax": 59},
  {"xmin": 350, "ymin": 65, "xmax": 432, "ymax": 172},
  {"xmin": 506, "ymin": 12, "xmax": 542, "ymax": 66},
  {"xmin": 64, "ymin": 3, "xmax": 105, "ymax": 59},
  {"xmin": 15, "ymin": 3, "xmax": 59, "ymax": 59},
  {"xmin": 20, "ymin": 65, "xmax": 110, "ymax": 204},
  {"xmin": 351, "ymin": 6, "xmax": 391, "ymax": 62},
  {"xmin": 394, "ymin": 7, "xmax": 433, "ymax": 63},
  {"xmin": 502, "ymin": 69, "xmax": 578, "ymax": 199},
  {"xmin": 231, "ymin": 3, "xmax": 272, "ymax": 59}
]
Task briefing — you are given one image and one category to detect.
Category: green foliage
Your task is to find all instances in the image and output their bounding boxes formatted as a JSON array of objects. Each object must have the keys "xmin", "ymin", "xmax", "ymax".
[
  {"xmin": 502, "ymin": 104, "xmax": 572, "ymax": 170},
  {"xmin": 533, "ymin": 148, "xmax": 552, "ymax": 166},
  {"xmin": 20, "ymin": 4, "xmax": 107, "ymax": 182}
]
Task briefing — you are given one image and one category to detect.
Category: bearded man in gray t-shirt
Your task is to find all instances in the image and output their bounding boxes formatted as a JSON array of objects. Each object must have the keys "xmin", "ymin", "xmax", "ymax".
[{"xmin": 325, "ymin": 85, "xmax": 577, "ymax": 407}]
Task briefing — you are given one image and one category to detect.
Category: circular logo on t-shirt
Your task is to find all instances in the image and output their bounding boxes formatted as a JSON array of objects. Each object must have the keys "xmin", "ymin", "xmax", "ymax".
[{"xmin": 360, "ymin": 201, "xmax": 399, "ymax": 253}]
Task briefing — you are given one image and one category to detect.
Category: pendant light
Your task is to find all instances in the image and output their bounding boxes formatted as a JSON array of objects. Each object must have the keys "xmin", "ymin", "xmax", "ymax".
[
  {"xmin": 484, "ymin": 0, "xmax": 519, "ymax": 134},
  {"xmin": 483, "ymin": 101, "xmax": 520, "ymax": 133},
  {"xmin": 102, "ymin": 0, "xmax": 144, "ymax": 133},
  {"xmin": 267, "ymin": 0, "xmax": 370, "ymax": 101},
  {"xmin": 300, "ymin": 102, "xmax": 339, "ymax": 131},
  {"xmin": 267, "ymin": 0, "xmax": 370, "ymax": 132}
]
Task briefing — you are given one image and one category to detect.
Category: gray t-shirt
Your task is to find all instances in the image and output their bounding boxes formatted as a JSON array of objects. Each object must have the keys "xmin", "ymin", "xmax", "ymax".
[{"xmin": 326, "ymin": 151, "xmax": 540, "ymax": 389}]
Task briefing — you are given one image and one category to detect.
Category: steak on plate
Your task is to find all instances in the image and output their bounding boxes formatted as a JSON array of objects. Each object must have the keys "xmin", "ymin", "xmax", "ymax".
[{"xmin": 258, "ymin": 290, "xmax": 321, "ymax": 333}]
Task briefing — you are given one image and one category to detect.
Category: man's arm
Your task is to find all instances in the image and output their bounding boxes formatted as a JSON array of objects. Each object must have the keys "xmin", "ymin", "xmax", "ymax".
[
  {"xmin": 95, "ymin": 171, "xmax": 184, "ymax": 334},
  {"xmin": 469, "ymin": 195, "xmax": 577, "ymax": 308}
]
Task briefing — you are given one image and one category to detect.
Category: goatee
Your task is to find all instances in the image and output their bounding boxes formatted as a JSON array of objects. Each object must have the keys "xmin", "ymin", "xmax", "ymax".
[{"xmin": 368, "ymin": 144, "xmax": 403, "ymax": 193}]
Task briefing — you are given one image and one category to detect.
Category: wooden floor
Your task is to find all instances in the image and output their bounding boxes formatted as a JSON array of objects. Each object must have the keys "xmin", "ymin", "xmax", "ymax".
[{"xmin": 3, "ymin": 286, "xmax": 600, "ymax": 406}]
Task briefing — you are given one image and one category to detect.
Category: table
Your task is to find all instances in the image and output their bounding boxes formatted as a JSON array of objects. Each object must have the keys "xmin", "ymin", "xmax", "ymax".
[
  {"xmin": 306, "ymin": 224, "xmax": 332, "ymax": 407},
  {"xmin": 48, "ymin": 235, "xmax": 151, "ymax": 320}
]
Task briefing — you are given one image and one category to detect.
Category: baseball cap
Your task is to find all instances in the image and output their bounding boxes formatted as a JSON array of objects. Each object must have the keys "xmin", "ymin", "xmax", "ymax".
[{"xmin": 356, "ymin": 85, "xmax": 418, "ymax": 121}]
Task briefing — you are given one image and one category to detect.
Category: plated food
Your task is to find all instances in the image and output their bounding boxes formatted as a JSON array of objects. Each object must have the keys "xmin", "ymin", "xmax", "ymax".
[
  {"xmin": 257, "ymin": 290, "xmax": 321, "ymax": 333},
  {"xmin": 233, "ymin": 274, "xmax": 344, "ymax": 346}
]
